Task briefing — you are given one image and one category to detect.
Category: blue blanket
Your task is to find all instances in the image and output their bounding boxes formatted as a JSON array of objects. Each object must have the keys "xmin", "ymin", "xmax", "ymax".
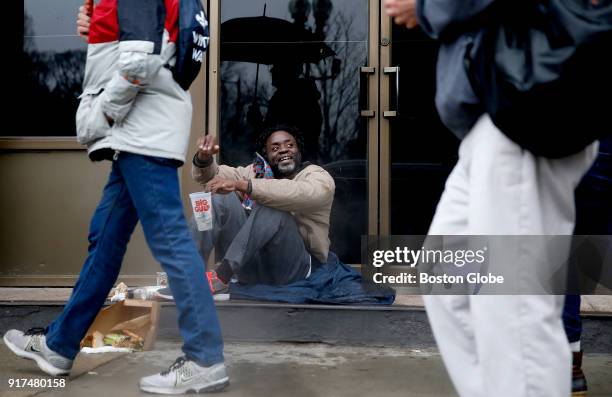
[{"xmin": 229, "ymin": 252, "xmax": 396, "ymax": 305}]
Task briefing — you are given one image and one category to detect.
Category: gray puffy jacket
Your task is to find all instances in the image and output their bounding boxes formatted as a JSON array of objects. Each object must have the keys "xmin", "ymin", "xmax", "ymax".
[{"xmin": 76, "ymin": 0, "xmax": 192, "ymax": 163}]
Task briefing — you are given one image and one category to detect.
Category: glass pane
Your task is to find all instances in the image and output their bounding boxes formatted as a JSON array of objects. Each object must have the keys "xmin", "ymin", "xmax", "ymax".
[
  {"xmin": 219, "ymin": 0, "xmax": 369, "ymax": 263},
  {"xmin": 6, "ymin": 0, "xmax": 86, "ymax": 137},
  {"xmin": 389, "ymin": 26, "xmax": 459, "ymax": 235},
  {"xmin": 575, "ymin": 137, "xmax": 612, "ymax": 234}
]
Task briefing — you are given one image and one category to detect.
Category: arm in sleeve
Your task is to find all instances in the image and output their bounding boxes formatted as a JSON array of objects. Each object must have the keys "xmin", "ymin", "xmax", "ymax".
[
  {"xmin": 417, "ymin": 0, "xmax": 499, "ymax": 40},
  {"xmin": 101, "ymin": 0, "xmax": 166, "ymax": 124},
  {"xmin": 250, "ymin": 169, "xmax": 335, "ymax": 213},
  {"xmin": 191, "ymin": 156, "xmax": 253, "ymax": 186}
]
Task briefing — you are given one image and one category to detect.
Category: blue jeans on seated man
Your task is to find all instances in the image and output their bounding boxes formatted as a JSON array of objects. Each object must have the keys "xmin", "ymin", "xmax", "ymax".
[
  {"xmin": 45, "ymin": 153, "xmax": 224, "ymax": 366},
  {"xmin": 190, "ymin": 193, "xmax": 311, "ymax": 286}
]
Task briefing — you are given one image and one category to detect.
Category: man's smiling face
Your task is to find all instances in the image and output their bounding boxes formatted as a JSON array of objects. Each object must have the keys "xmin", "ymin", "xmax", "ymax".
[{"xmin": 265, "ymin": 130, "xmax": 302, "ymax": 178}]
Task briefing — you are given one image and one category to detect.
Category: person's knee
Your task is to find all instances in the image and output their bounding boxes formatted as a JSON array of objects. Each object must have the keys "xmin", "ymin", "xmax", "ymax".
[
  {"xmin": 211, "ymin": 192, "xmax": 241, "ymax": 210},
  {"xmin": 253, "ymin": 205, "xmax": 295, "ymax": 226}
]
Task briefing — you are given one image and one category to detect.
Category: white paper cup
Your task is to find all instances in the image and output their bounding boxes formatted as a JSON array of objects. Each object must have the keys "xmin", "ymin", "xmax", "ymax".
[{"xmin": 190, "ymin": 191, "xmax": 213, "ymax": 231}]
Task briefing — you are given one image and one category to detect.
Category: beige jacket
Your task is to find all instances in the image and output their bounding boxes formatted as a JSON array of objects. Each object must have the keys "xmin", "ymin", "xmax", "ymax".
[{"xmin": 192, "ymin": 160, "xmax": 335, "ymax": 263}]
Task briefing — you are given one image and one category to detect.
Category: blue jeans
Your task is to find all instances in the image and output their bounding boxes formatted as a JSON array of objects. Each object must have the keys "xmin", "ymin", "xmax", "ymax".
[
  {"xmin": 563, "ymin": 295, "xmax": 582, "ymax": 343},
  {"xmin": 45, "ymin": 153, "xmax": 224, "ymax": 366}
]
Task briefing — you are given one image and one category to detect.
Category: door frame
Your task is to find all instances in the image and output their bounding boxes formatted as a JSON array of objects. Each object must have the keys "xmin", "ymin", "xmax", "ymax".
[
  {"xmin": 379, "ymin": 4, "xmax": 392, "ymax": 237},
  {"xmin": 206, "ymin": 0, "xmax": 383, "ymax": 241}
]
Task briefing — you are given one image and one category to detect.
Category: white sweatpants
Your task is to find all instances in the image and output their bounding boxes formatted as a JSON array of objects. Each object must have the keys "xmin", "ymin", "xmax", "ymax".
[{"xmin": 423, "ymin": 115, "xmax": 598, "ymax": 397}]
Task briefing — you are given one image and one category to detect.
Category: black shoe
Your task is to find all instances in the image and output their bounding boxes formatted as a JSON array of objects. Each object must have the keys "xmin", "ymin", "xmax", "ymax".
[{"xmin": 572, "ymin": 351, "xmax": 588, "ymax": 397}]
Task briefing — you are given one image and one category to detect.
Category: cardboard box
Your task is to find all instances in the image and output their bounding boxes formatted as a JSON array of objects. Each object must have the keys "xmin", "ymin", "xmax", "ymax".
[{"xmin": 81, "ymin": 299, "xmax": 161, "ymax": 351}]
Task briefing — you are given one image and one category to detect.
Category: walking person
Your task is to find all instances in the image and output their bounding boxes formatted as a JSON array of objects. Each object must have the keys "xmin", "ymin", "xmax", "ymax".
[
  {"xmin": 384, "ymin": 1, "xmax": 600, "ymax": 396},
  {"xmin": 4, "ymin": 0, "xmax": 229, "ymax": 394}
]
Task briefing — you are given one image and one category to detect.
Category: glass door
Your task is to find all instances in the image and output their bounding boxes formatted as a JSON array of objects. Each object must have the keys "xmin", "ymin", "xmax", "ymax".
[
  {"xmin": 209, "ymin": 0, "xmax": 377, "ymax": 263},
  {"xmin": 379, "ymin": 11, "xmax": 460, "ymax": 236}
]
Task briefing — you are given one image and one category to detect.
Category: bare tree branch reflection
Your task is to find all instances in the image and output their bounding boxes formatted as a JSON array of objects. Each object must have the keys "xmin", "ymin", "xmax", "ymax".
[
  {"xmin": 218, "ymin": 4, "xmax": 365, "ymax": 165},
  {"xmin": 15, "ymin": 11, "xmax": 85, "ymax": 137}
]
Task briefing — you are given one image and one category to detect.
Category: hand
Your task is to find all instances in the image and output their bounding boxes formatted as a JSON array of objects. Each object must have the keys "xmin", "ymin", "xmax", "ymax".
[
  {"xmin": 206, "ymin": 178, "xmax": 247, "ymax": 195},
  {"xmin": 77, "ymin": 0, "xmax": 93, "ymax": 40},
  {"xmin": 196, "ymin": 135, "xmax": 220, "ymax": 163},
  {"xmin": 384, "ymin": 0, "xmax": 419, "ymax": 29}
]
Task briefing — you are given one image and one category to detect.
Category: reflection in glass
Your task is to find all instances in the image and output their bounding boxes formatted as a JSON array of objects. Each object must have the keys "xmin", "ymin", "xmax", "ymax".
[
  {"xmin": 389, "ymin": 26, "xmax": 459, "ymax": 236},
  {"xmin": 220, "ymin": 0, "xmax": 366, "ymax": 163},
  {"xmin": 7, "ymin": 0, "xmax": 86, "ymax": 137},
  {"xmin": 219, "ymin": 0, "xmax": 368, "ymax": 262}
]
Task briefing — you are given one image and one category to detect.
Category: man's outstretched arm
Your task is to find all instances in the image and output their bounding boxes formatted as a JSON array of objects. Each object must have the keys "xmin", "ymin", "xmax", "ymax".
[
  {"xmin": 414, "ymin": 0, "xmax": 498, "ymax": 39},
  {"xmin": 192, "ymin": 135, "xmax": 252, "ymax": 187}
]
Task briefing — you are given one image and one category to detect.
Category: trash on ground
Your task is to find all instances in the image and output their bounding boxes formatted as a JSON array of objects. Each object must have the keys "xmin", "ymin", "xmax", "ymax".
[
  {"xmin": 81, "ymin": 346, "xmax": 132, "ymax": 354},
  {"xmin": 81, "ymin": 329, "xmax": 144, "ymax": 351},
  {"xmin": 109, "ymin": 282, "xmax": 129, "ymax": 302}
]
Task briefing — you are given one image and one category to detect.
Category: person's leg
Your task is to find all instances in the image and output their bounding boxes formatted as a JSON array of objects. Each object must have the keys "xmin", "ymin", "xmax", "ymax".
[
  {"xmin": 563, "ymin": 295, "xmax": 587, "ymax": 396},
  {"xmin": 45, "ymin": 161, "xmax": 138, "ymax": 359},
  {"xmin": 222, "ymin": 204, "xmax": 311, "ymax": 286},
  {"xmin": 563, "ymin": 295, "xmax": 582, "ymax": 349},
  {"xmin": 118, "ymin": 153, "xmax": 224, "ymax": 366},
  {"xmin": 190, "ymin": 192, "xmax": 247, "ymax": 283},
  {"xmin": 464, "ymin": 116, "xmax": 597, "ymax": 397},
  {"xmin": 423, "ymin": 129, "xmax": 487, "ymax": 397}
]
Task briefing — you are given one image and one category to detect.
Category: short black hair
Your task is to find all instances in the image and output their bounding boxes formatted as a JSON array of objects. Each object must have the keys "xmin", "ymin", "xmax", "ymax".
[{"xmin": 255, "ymin": 124, "xmax": 305, "ymax": 159}]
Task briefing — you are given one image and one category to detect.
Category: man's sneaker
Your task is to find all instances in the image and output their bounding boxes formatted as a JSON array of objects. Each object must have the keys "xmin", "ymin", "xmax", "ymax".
[
  {"xmin": 155, "ymin": 272, "xmax": 229, "ymax": 302},
  {"xmin": 139, "ymin": 356, "xmax": 229, "ymax": 394},
  {"xmin": 206, "ymin": 270, "xmax": 230, "ymax": 301},
  {"xmin": 572, "ymin": 351, "xmax": 588, "ymax": 397},
  {"xmin": 3, "ymin": 328, "xmax": 73, "ymax": 376},
  {"xmin": 154, "ymin": 287, "xmax": 175, "ymax": 301}
]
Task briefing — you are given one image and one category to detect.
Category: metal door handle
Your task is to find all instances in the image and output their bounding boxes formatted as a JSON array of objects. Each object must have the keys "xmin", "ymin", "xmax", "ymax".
[
  {"xmin": 359, "ymin": 66, "xmax": 375, "ymax": 118},
  {"xmin": 383, "ymin": 66, "xmax": 400, "ymax": 118}
]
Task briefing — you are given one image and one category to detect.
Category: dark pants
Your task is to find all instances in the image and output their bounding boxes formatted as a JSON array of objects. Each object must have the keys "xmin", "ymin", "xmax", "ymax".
[
  {"xmin": 563, "ymin": 139, "xmax": 612, "ymax": 345},
  {"xmin": 191, "ymin": 193, "xmax": 311, "ymax": 286},
  {"xmin": 563, "ymin": 295, "xmax": 582, "ymax": 343}
]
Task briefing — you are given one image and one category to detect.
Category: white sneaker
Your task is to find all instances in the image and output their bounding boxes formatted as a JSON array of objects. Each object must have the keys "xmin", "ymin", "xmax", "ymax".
[
  {"xmin": 3, "ymin": 328, "xmax": 73, "ymax": 376},
  {"xmin": 139, "ymin": 357, "xmax": 229, "ymax": 394}
]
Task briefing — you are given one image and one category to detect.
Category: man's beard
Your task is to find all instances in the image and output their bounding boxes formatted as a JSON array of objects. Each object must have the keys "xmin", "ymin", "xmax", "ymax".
[{"xmin": 272, "ymin": 152, "xmax": 302, "ymax": 178}]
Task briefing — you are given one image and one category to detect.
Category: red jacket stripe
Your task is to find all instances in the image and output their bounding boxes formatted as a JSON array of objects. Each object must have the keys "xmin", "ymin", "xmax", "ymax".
[{"xmin": 89, "ymin": 0, "xmax": 178, "ymax": 45}]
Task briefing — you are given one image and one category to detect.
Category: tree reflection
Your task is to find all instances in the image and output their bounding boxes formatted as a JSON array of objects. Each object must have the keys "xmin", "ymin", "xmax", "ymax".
[
  {"xmin": 313, "ymin": 11, "xmax": 364, "ymax": 163},
  {"xmin": 219, "ymin": 1, "xmax": 366, "ymax": 165},
  {"xmin": 15, "ymin": 11, "xmax": 85, "ymax": 137}
]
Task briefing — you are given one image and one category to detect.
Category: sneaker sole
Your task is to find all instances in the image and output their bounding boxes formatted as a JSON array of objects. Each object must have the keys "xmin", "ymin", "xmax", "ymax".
[
  {"xmin": 140, "ymin": 377, "xmax": 229, "ymax": 394},
  {"xmin": 155, "ymin": 293, "xmax": 174, "ymax": 301},
  {"xmin": 213, "ymin": 293, "xmax": 230, "ymax": 302},
  {"xmin": 3, "ymin": 334, "xmax": 70, "ymax": 376},
  {"xmin": 154, "ymin": 294, "xmax": 230, "ymax": 302}
]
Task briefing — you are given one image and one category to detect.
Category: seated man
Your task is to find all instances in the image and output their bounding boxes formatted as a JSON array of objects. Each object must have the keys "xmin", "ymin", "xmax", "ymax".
[{"xmin": 191, "ymin": 124, "xmax": 335, "ymax": 291}]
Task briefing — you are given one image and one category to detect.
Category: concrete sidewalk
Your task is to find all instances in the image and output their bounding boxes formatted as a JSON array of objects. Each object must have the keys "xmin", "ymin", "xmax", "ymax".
[{"xmin": 2, "ymin": 340, "xmax": 612, "ymax": 397}]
